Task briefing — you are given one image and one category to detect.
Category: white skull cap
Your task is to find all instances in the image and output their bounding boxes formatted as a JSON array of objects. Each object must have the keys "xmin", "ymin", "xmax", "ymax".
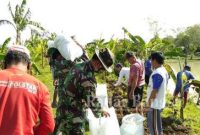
[{"xmin": 8, "ymin": 45, "xmax": 30, "ymax": 59}]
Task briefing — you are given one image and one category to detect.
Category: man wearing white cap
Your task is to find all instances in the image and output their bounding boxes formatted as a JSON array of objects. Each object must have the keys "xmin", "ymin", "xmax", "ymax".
[{"xmin": 0, "ymin": 45, "xmax": 55, "ymax": 135}]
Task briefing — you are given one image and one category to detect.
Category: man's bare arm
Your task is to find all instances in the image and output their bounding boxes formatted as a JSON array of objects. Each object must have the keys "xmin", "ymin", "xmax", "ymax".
[{"xmin": 148, "ymin": 90, "xmax": 158, "ymax": 107}]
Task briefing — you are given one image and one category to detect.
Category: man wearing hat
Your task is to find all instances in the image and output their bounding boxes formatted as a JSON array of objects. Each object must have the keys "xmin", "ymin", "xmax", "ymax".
[
  {"xmin": 53, "ymin": 48, "xmax": 114, "ymax": 135},
  {"xmin": 0, "ymin": 45, "xmax": 54, "ymax": 135},
  {"xmin": 172, "ymin": 65, "xmax": 195, "ymax": 108}
]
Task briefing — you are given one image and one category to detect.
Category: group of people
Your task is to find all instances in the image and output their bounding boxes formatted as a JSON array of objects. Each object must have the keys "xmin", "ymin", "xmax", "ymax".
[
  {"xmin": 113, "ymin": 52, "xmax": 196, "ymax": 135},
  {"xmin": 0, "ymin": 36, "xmax": 115, "ymax": 135},
  {"xmin": 0, "ymin": 36, "xmax": 196, "ymax": 135},
  {"xmin": 114, "ymin": 51, "xmax": 168, "ymax": 135}
]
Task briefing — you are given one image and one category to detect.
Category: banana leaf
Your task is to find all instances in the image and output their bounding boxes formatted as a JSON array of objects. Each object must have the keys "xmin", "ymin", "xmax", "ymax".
[
  {"xmin": 1, "ymin": 37, "xmax": 11, "ymax": 53},
  {"xmin": 0, "ymin": 53, "xmax": 5, "ymax": 61},
  {"xmin": 123, "ymin": 27, "xmax": 140, "ymax": 45},
  {"xmin": 163, "ymin": 63, "xmax": 177, "ymax": 82},
  {"xmin": 190, "ymin": 80, "xmax": 200, "ymax": 87},
  {"xmin": 31, "ymin": 62, "xmax": 41, "ymax": 74}
]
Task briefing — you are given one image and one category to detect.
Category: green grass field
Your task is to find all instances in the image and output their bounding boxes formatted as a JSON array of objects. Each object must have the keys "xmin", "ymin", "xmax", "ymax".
[
  {"xmin": 164, "ymin": 59, "xmax": 200, "ymax": 134},
  {"xmin": 35, "ymin": 59, "xmax": 200, "ymax": 135}
]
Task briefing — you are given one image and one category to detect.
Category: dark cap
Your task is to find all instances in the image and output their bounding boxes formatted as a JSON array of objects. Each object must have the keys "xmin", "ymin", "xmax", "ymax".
[{"xmin": 95, "ymin": 48, "xmax": 114, "ymax": 72}]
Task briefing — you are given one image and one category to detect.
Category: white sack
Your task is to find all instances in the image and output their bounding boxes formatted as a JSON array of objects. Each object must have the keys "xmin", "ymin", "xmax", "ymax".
[
  {"xmin": 120, "ymin": 113, "xmax": 145, "ymax": 135},
  {"xmin": 96, "ymin": 84, "xmax": 108, "ymax": 109},
  {"xmin": 167, "ymin": 78, "xmax": 176, "ymax": 95},
  {"xmin": 47, "ymin": 40, "xmax": 55, "ymax": 49},
  {"xmin": 53, "ymin": 35, "xmax": 83, "ymax": 61},
  {"xmin": 86, "ymin": 107, "xmax": 120, "ymax": 135}
]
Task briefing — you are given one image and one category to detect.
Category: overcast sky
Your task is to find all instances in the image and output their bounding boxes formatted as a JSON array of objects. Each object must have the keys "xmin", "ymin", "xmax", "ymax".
[{"xmin": 0, "ymin": 0, "xmax": 200, "ymax": 45}]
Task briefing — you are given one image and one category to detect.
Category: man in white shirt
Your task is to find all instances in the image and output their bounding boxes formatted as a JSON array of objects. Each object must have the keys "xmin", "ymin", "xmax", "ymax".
[
  {"xmin": 146, "ymin": 52, "xmax": 169, "ymax": 135},
  {"xmin": 114, "ymin": 63, "xmax": 130, "ymax": 86}
]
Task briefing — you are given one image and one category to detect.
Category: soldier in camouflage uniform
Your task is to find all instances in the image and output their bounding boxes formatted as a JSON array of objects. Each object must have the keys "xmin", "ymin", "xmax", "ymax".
[
  {"xmin": 48, "ymin": 48, "xmax": 87, "ymax": 107},
  {"xmin": 48, "ymin": 48, "xmax": 74, "ymax": 107},
  {"xmin": 53, "ymin": 48, "xmax": 114, "ymax": 135}
]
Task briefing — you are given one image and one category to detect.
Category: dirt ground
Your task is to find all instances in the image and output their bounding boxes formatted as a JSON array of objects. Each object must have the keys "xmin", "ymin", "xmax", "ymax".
[{"xmin": 107, "ymin": 80, "xmax": 191, "ymax": 135}]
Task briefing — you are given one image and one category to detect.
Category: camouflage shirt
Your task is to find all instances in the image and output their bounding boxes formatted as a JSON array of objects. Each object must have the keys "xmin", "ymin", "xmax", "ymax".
[
  {"xmin": 53, "ymin": 59, "xmax": 74, "ymax": 85},
  {"xmin": 57, "ymin": 61, "xmax": 102, "ymax": 120}
]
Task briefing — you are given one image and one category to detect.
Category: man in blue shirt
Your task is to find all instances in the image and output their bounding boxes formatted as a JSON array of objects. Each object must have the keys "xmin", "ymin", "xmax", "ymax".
[
  {"xmin": 145, "ymin": 56, "xmax": 153, "ymax": 85},
  {"xmin": 146, "ymin": 52, "xmax": 169, "ymax": 135},
  {"xmin": 172, "ymin": 65, "xmax": 195, "ymax": 108}
]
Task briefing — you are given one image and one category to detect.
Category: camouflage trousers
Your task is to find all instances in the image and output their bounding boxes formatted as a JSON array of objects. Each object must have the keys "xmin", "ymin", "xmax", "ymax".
[
  {"xmin": 55, "ymin": 122, "xmax": 85, "ymax": 135},
  {"xmin": 53, "ymin": 108, "xmax": 85, "ymax": 135}
]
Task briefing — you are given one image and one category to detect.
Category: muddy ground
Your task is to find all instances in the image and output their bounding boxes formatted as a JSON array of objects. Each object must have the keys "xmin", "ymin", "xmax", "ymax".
[{"xmin": 106, "ymin": 80, "xmax": 191, "ymax": 135}]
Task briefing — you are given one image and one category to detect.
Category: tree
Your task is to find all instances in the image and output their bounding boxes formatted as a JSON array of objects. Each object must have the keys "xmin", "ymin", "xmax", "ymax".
[
  {"xmin": 175, "ymin": 33, "xmax": 190, "ymax": 65},
  {"xmin": 147, "ymin": 18, "xmax": 162, "ymax": 37},
  {"xmin": 185, "ymin": 25, "xmax": 200, "ymax": 49},
  {"xmin": 0, "ymin": 37, "xmax": 11, "ymax": 69},
  {"xmin": 0, "ymin": 0, "xmax": 44, "ymax": 44},
  {"xmin": 122, "ymin": 27, "xmax": 147, "ymax": 58},
  {"xmin": 25, "ymin": 30, "xmax": 51, "ymax": 74},
  {"xmin": 174, "ymin": 24, "xmax": 200, "ymax": 59},
  {"xmin": 86, "ymin": 38, "xmax": 106, "ymax": 58}
]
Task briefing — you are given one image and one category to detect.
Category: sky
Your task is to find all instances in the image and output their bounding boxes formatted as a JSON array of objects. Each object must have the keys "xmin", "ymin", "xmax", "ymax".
[{"xmin": 0, "ymin": 0, "xmax": 200, "ymax": 45}]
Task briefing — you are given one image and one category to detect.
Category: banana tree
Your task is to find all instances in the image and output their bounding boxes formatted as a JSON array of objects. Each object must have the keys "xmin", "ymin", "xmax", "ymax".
[
  {"xmin": 86, "ymin": 39, "xmax": 106, "ymax": 58},
  {"xmin": 147, "ymin": 36, "xmax": 166, "ymax": 52},
  {"xmin": 25, "ymin": 33, "xmax": 48, "ymax": 74},
  {"xmin": 86, "ymin": 37, "xmax": 119, "ymax": 57},
  {"xmin": 122, "ymin": 27, "xmax": 147, "ymax": 58},
  {"xmin": 178, "ymin": 57, "xmax": 188, "ymax": 120},
  {"xmin": 0, "ymin": 37, "xmax": 11, "ymax": 68},
  {"xmin": 0, "ymin": 0, "xmax": 44, "ymax": 44}
]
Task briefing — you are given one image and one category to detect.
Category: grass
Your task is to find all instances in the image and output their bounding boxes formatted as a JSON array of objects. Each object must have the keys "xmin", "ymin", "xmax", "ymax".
[
  {"xmin": 34, "ymin": 59, "xmax": 200, "ymax": 135},
  {"xmin": 163, "ymin": 95, "xmax": 200, "ymax": 134}
]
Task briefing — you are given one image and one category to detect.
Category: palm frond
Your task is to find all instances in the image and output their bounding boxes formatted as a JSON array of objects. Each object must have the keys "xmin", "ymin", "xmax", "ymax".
[
  {"xmin": 1, "ymin": 37, "xmax": 11, "ymax": 53},
  {"xmin": 0, "ymin": 20, "xmax": 16, "ymax": 30},
  {"xmin": 8, "ymin": 2, "xmax": 15, "ymax": 20},
  {"xmin": 31, "ymin": 62, "xmax": 41, "ymax": 74},
  {"xmin": 28, "ymin": 21, "xmax": 45, "ymax": 31},
  {"xmin": 134, "ymin": 36, "xmax": 146, "ymax": 45},
  {"xmin": 18, "ymin": 9, "xmax": 31, "ymax": 31},
  {"xmin": 23, "ymin": 8, "xmax": 31, "ymax": 20},
  {"xmin": 122, "ymin": 27, "xmax": 139, "ymax": 45},
  {"xmin": 14, "ymin": 5, "xmax": 20, "ymax": 24},
  {"xmin": 20, "ymin": 0, "xmax": 27, "ymax": 9},
  {"xmin": 107, "ymin": 39, "xmax": 118, "ymax": 51},
  {"xmin": 0, "ymin": 53, "xmax": 5, "ymax": 61},
  {"xmin": 19, "ymin": 0, "xmax": 27, "ymax": 16}
]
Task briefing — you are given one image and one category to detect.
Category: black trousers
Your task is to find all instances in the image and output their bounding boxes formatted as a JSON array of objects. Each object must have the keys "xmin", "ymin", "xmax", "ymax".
[
  {"xmin": 145, "ymin": 75, "xmax": 150, "ymax": 85},
  {"xmin": 128, "ymin": 85, "xmax": 144, "ymax": 108}
]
